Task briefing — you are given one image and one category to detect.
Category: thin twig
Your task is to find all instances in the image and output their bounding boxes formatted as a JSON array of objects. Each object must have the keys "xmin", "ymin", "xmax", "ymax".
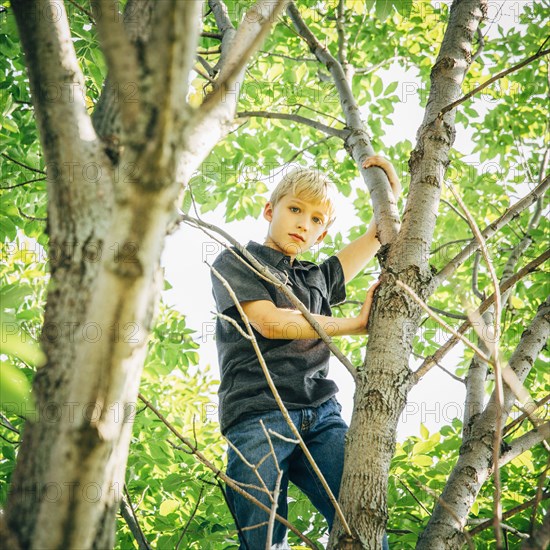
[
  {"xmin": 446, "ymin": 181, "xmax": 504, "ymax": 547},
  {"xmin": 137, "ymin": 393, "xmax": 319, "ymax": 549},
  {"xmin": 503, "ymin": 394, "xmax": 550, "ymax": 436},
  {"xmin": 236, "ymin": 110, "xmax": 348, "ymax": 139},
  {"xmin": 0, "ymin": 177, "xmax": 47, "ymax": 190},
  {"xmin": 396, "ymin": 279, "xmax": 492, "ymax": 364},
  {"xmin": 435, "ymin": 175, "xmax": 549, "ymax": 285},
  {"xmin": 120, "ymin": 485, "xmax": 152, "ymax": 550},
  {"xmin": 472, "ymin": 251, "xmax": 485, "ymax": 300},
  {"xmin": 415, "ymin": 249, "xmax": 550, "ymax": 381},
  {"xmin": 1, "ymin": 153, "xmax": 45, "ymax": 174},
  {"xmin": 468, "ymin": 491, "xmax": 550, "ymax": 535},
  {"xmin": 396, "ymin": 476, "xmax": 432, "ymax": 516},
  {"xmin": 260, "ymin": 421, "xmax": 283, "ymax": 550},
  {"xmin": 439, "ymin": 47, "xmax": 550, "ymax": 117},
  {"xmin": 66, "ymin": 0, "xmax": 95, "ymax": 22},
  {"xmin": 175, "ymin": 484, "xmax": 205, "ymax": 550}
]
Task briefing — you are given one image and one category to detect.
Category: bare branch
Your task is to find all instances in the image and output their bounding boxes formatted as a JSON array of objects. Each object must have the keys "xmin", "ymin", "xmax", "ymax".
[
  {"xmin": 416, "ymin": 249, "xmax": 550, "ymax": 381},
  {"xmin": 260, "ymin": 421, "xmax": 283, "ymax": 550},
  {"xmin": 1, "ymin": 153, "xmax": 45, "ymax": 175},
  {"xmin": 396, "ymin": 279, "xmax": 492, "ymax": 364},
  {"xmin": 286, "ymin": 2, "xmax": 400, "ymax": 245},
  {"xmin": 200, "ymin": 0, "xmax": 289, "ymax": 115},
  {"xmin": 137, "ymin": 393, "xmax": 320, "ymax": 549},
  {"xmin": 336, "ymin": 0, "xmax": 353, "ymax": 82},
  {"xmin": 468, "ymin": 492, "xmax": 550, "ymax": 536},
  {"xmin": 498, "ymin": 422, "xmax": 550, "ymax": 468},
  {"xmin": 119, "ymin": 486, "xmax": 152, "ymax": 550},
  {"xmin": 435, "ymin": 175, "xmax": 550, "ymax": 285},
  {"xmin": 0, "ymin": 177, "xmax": 47, "ymax": 190},
  {"xmin": 175, "ymin": 484, "xmax": 205, "ymax": 550},
  {"xmin": 236, "ymin": 110, "xmax": 349, "ymax": 138},
  {"xmin": 446, "ymin": 180, "xmax": 505, "ymax": 544},
  {"xmin": 504, "ymin": 394, "xmax": 550, "ymax": 436},
  {"xmin": 439, "ymin": 47, "xmax": 550, "ymax": 118}
]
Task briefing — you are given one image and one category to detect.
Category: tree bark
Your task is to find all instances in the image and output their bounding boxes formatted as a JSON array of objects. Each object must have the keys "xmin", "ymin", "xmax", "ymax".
[
  {"xmin": 329, "ymin": 1, "xmax": 488, "ymax": 547},
  {"xmin": 3, "ymin": 0, "xmax": 283, "ymax": 547}
]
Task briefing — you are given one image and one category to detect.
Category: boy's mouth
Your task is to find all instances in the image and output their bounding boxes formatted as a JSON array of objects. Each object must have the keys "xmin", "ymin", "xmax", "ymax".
[{"xmin": 289, "ymin": 233, "xmax": 305, "ymax": 242}]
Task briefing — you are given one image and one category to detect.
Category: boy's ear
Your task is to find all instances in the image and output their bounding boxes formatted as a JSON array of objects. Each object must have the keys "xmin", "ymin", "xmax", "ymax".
[
  {"xmin": 314, "ymin": 229, "xmax": 328, "ymax": 245},
  {"xmin": 263, "ymin": 202, "xmax": 273, "ymax": 222}
]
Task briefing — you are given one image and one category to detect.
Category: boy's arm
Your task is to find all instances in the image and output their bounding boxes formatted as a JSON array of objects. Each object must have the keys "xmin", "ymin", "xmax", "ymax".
[
  {"xmin": 241, "ymin": 282, "xmax": 378, "ymax": 339},
  {"xmin": 336, "ymin": 156, "xmax": 402, "ymax": 284}
]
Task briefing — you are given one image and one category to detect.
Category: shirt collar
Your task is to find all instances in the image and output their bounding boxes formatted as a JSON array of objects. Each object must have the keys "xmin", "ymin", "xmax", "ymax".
[{"xmin": 246, "ymin": 241, "xmax": 305, "ymax": 269}]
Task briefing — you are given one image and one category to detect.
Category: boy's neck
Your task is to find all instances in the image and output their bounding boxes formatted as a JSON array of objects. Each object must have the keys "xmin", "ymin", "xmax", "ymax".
[{"xmin": 262, "ymin": 239, "xmax": 296, "ymax": 265}]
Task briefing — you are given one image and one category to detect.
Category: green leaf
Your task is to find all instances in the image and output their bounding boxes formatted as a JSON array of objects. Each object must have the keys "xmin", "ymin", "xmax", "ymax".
[
  {"xmin": 420, "ymin": 423, "xmax": 429, "ymax": 439},
  {"xmin": 159, "ymin": 498, "xmax": 180, "ymax": 516},
  {"xmin": 411, "ymin": 455, "xmax": 433, "ymax": 467},
  {"xmin": 0, "ymin": 360, "xmax": 34, "ymax": 415}
]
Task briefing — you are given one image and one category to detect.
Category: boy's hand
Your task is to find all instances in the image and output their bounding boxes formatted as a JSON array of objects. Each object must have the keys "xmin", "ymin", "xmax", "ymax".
[
  {"xmin": 362, "ymin": 155, "xmax": 402, "ymax": 198},
  {"xmin": 356, "ymin": 281, "xmax": 380, "ymax": 333}
]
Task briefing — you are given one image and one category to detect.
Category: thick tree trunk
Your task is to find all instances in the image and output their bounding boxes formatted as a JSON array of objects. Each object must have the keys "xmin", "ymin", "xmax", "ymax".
[
  {"xmin": 3, "ymin": 1, "xmax": 286, "ymax": 547},
  {"xmin": 329, "ymin": 1, "xmax": 487, "ymax": 547}
]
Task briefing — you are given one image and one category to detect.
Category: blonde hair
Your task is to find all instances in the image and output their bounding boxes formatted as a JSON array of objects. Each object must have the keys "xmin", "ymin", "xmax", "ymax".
[{"xmin": 269, "ymin": 168, "xmax": 337, "ymax": 227}]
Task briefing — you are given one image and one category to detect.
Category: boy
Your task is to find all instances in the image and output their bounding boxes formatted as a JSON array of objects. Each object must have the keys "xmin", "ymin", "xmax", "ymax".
[{"xmin": 211, "ymin": 157, "xmax": 399, "ymax": 549}]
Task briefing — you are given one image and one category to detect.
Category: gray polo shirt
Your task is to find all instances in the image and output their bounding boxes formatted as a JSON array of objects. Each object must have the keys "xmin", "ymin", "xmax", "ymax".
[{"xmin": 211, "ymin": 240, "xmax": 346, "ymax": 433}]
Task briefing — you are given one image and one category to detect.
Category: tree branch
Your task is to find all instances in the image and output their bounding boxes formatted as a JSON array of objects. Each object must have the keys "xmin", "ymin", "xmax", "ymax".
[
  {"xmin": 504, "ymin": 394, "xmax": 550, "ymax": 437},
  {"xmin": 414, "ymin": 248, "xmax": 549, "ymax": 382},
  {"xmin": 446, "ymin": 180, "xmax": 505, "ymax": 544},
  {"xmin": 1, "ymin": 153, "xmax": 45, "ymax": 175},
  {"xmin": 439, "ymin": 47, "xmax": 550, "ymax": 118},
  {"xmin": 435, "ymin": 175, "xmax": 550, "ymax": 285},
  {"xmin": 119, "ymin": 488, "xmax": 152, "ymax": 550},
  {"xmin": 91, "ymin": 0, "xmax": 140, "ymax": 130},
  {"xmin": 499, "ymin": 422, "xmax": 550, "ymax": 468},
  {"xmin": 468, "ymin": 492, "xmax": 550, "ymax": 536},
  {"xmin": 286, "ymin": 1, "xmax": 400, "ymax": 245},
  {"xmin": 236, "ymin": 110, "xmax": 349, "ymax": 138}
]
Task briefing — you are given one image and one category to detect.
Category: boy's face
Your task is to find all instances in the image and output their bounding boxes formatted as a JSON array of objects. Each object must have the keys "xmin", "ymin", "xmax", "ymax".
[{"xmin": 262, "ymin": 193, "xmax": 330, "ymax": 260}]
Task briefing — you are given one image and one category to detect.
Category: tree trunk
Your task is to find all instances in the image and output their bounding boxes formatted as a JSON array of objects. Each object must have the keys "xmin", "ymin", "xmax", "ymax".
[
  {"xmin": 3, "ymin": 0, "xmax": 285, "ymax": 547},
  {"xmin": 329, "ymin": 1, "xmax": 488, "ymax": 547}
]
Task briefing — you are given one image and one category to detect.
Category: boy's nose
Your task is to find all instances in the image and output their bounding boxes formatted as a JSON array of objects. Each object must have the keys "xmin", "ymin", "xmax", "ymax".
[{"xmin": 297, "ymin": 217, "xmax": 309, "ymax": 231}]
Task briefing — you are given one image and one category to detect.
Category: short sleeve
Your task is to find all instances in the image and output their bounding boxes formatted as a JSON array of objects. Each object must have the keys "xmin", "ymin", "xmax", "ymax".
[
  {"xmin": 211, "ymin": 248, "xmax": 274, "ymax": 315},
  {"xmin": 317, "ymin": 256, "xmax": 346, "ymax": 306}
]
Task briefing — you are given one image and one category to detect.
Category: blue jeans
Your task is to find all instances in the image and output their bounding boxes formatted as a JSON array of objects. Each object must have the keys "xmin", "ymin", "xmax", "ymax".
[{"xmin": 225, "ymin": 398, "xmax": 389, "ymax": 549}]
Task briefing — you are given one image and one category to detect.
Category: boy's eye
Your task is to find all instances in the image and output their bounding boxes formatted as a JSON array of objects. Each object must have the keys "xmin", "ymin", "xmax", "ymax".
[
  {"xmin": 313, "ymin": 217, "xmax": 323, "ymax": 224},
  {"xmin": 289, "ymin": 206, "xmax": 300, "ymax": 213}
]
